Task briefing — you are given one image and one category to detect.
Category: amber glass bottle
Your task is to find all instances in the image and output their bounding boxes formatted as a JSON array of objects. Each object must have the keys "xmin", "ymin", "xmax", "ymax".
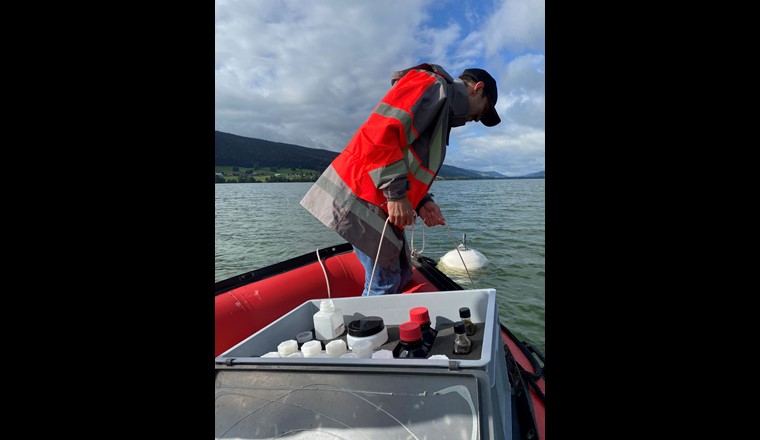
[
  {"xmin": 409, "ymin": 306, "xmax": 437, "ymax": 350},
  {"xmin": 452, "ymin": 321, "xmax": 472, "ymax": 355},
  {"xmin": 392, "ymin": 321, "xmax": 429, "ymax": 359},
  {"xmin": 459, "ymin": 307, "xmax": 477, "ymax": 336}
]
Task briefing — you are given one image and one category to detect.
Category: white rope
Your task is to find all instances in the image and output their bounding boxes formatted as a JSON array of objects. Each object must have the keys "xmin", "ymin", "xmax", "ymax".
[
  {"xmin": 366, "ymin": 206, "xmax": 474, "ymax": 292},
  {"xmin": 366, "ymin": 216, "xmax": 391, "ymax": 296},
  {"xmin": 443, "ymin": 223, "xmax": 476, "ymax": 289},
  {"xmin": 409, "ymin": 214, "xmax": 425, "ymax": 257},
  {"xmin": 316, "ymin": 248, "xmax": 331, "ymax": 298}
]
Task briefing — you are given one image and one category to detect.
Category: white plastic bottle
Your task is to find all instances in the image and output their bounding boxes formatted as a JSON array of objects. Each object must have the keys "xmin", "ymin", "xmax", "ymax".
[{"xmin": 313, "ymin": 299, "xmax": 346, "ymax": 341}]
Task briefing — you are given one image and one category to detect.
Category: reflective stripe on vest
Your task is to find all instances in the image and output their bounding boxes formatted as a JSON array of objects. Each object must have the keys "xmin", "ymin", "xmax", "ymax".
[
  {"xmin": 306, "ymin": 165, "xmax": 403, "ymax": 253},
  {"xmin": 368, "ymin": 158, "xmax": 408, "ymax": 189},
  {"xmin": 371, "ymin": 97, "xmax": 446, "ymax": 189},
  {"xmin": 374, "ymin": 102, "xmax": 416, "ymax": 146}
]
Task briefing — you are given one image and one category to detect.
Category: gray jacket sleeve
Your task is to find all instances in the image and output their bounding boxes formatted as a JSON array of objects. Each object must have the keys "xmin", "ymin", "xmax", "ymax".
[{"xmin": 415, "ymin": 193, "xmax": 434, "ymax": 213}]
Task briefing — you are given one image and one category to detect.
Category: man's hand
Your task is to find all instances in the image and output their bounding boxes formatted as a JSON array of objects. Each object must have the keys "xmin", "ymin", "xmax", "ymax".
[
  {"xmin": 386, "ymin": 197, "xmax": 416, "ymax": 229},
  {"xmin": 417, "ymin": 201, "xmax": 446, "ymax": 227}
]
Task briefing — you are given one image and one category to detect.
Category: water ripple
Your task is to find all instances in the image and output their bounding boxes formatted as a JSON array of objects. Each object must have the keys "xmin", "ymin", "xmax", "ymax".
[{"xmin": 216, "ymin": 179, "xmax": 544, "ymax": 354}]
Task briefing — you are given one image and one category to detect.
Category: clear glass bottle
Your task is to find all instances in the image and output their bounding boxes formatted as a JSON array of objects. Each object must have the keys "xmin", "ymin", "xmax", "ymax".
[
  {"xmin": 459, "ymin": 307, "xmax": 477, "ymax": 336},
  {"xmin": 452, "ymin": 321, "xmax": 472, "ymax": 355},
  {"xmin": 392, "ymin": 321, "xmax": 429, "ymax": 359},
  {"xmin": 409, "ymin": 307, "xmax": 437, "ymax": 350}
]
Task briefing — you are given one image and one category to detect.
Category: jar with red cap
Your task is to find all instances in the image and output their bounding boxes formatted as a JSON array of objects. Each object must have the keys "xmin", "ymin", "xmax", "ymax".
[
  {"xmin": 392, "ymin": 321, "xmax": 429, "ymax": 359},
  {"xmin": 409, "ymin": 306, "xmax": 438, "ymax": 350}
]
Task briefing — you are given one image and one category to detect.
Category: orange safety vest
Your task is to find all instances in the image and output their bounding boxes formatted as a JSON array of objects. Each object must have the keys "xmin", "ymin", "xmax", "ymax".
[
  {"xmin": 301, "ymin": 64, "xmax": 458, "ymax": 268},
  {"xmin": 331, "ymin": 66, "xmax": 450, "ymax": 211}
]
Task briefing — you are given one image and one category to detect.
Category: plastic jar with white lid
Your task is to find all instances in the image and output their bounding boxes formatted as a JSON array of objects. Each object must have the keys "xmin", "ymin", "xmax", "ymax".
[
  {"xmin": 372, "ymin": 349, "xmax": 394, "ymax": 359},
  {"xmin": 277, "ymin": 339, "xmax": 298, "ymax": 357},
  {"xmin": 346, "ymin": 316, "xmax": 388, "ymax": 349},
  {"xmin": 351, "ymin": 339, "xmax": 373, "ymax": 358},
  {"xmin": 261, "ymin": 352, "xmax": 280, "ymax": 358},
  {"xmin": 301, "ymin": 340, "xmax": 323, "ymax": 357},
  {"xmin": 325, "ymin": 339, "xmax": 347, "ymax": 357}
]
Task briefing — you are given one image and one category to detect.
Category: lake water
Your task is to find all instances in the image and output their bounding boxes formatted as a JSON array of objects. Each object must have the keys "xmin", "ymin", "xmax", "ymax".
[{"xmin": 215, "ymin": 179, "xmax": 545, "ymax": 354}]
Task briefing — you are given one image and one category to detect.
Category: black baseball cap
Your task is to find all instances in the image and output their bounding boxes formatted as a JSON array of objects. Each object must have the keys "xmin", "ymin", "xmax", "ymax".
[{"xmin": 462, "ymin": 68, "xmax": 501, "ymax": 127}]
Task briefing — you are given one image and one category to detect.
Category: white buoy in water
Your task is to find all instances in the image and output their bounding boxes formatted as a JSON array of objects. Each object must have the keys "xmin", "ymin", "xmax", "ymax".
[{"xmin": 439, "ymin": 234, "xmax": 488, "ymax": 271}]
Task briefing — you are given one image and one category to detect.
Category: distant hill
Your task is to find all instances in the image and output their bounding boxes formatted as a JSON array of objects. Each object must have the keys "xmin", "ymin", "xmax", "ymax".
[
  {"xmin": 215, "ymin": 131, "xmax": 542, "ymax": 179},
  {"xmin": 215, "ymin": 131, "xmax": 337, "ymax": 171},
  {"xmin": 438, "ymin": 164, "xmax": 504, "ymax": 179},
  {"xmin": 520, "ymin": 170, "xmax": 545, "ymax": 178}
]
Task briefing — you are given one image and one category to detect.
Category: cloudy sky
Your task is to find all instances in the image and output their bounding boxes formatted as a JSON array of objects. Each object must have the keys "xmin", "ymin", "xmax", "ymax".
[{"xmin": 215, "ymin": 0, "xmax": 544, "ymax": 177}]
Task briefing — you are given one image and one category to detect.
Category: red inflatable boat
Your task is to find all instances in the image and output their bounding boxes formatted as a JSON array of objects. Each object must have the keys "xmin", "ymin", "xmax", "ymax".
[{"xmin": 215, "ymin": 242, "xmax": 545, "ymax": 439}]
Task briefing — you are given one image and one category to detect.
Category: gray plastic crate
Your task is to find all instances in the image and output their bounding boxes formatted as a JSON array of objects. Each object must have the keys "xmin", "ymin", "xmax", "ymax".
[
  {"xmin": 217, "ymin": 289, "xmax": 500, "ymax": 386},
  {"xmin": 215, "ymin": 288, "xmax": 513, "ymax": 439}
]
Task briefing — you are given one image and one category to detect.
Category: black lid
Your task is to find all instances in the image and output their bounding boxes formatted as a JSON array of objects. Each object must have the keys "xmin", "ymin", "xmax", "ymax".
[
  {"xmin": 459, "ymin": 307, "xmax": 471, "ymax": 318},
  {"xmin": 454, "ymin": 321, "xmax": 466, "ymax": 334},
  {"xmin": 348, "ymin": 316, "xmax": 385, "ymax": 337}
]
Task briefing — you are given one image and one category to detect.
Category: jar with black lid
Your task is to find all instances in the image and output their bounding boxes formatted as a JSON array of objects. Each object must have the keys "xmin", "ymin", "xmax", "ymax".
[{"xmin": 346, "ymin": 316, "xmax": 388, "ymax": 350}]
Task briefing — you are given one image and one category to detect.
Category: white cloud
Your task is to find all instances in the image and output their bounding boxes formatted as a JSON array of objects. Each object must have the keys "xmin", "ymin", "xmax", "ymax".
[
  {"xmin": 215, "ymin": 0, "xmax": 432, "ymax": 150},
  {"xmin": 504, "ymin": 54, "xmax": 545, "ymax": 130},
  {"xmin": 446, "ymin": 52, "xmax": 544, "ymax": 176},
  {"xmin": 215, "ymin": 0, "xmax": 545, "ymax": 176},
  {"xmin": 483, "ymin": 0, "xmax": 545, "ymax": 55}
]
